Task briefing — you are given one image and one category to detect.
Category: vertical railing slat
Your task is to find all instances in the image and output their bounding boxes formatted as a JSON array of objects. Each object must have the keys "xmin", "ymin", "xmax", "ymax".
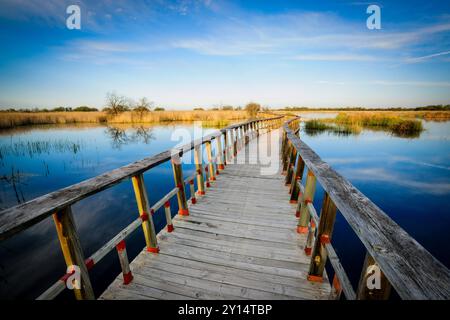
[
  {"xmin": 132, "ymin": 173, "xmax": 159, "ymax": 253},
  {"xmin": 52, "ymin": 206, "xmax": 95, "ymax": 300}
]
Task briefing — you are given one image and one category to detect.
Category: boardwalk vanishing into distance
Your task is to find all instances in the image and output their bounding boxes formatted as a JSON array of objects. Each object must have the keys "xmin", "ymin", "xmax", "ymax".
[
  {"xmin": 101, "ymin": 128, "xmax": 330, "ymax": 300},
  {"xmin": 0, "ymin": 116, "xmax": 449, "ymax": 300}
]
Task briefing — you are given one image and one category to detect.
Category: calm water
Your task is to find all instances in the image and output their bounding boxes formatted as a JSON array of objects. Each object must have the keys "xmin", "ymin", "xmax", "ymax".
[{"xmin": 0, "ymin": 120, "xmax": 449, "ymax": 299}]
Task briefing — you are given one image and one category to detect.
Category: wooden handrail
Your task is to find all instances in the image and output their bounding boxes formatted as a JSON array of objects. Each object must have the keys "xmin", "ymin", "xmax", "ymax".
[
  {"xmin": 283, "ymin": 117, "xmax": 450, "ymax": 300},
  {"xmin": 0, "ymin": 116, "xmax": 282, "ymax": 241}
]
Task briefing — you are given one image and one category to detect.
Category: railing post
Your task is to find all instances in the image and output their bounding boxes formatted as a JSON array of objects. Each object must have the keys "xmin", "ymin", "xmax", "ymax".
[
  {"xmin": 223, "ymin": 130, "xmax": 229, "ymax": 165},
  {"xmin": 52, "ymin": 206, "xmax": 95, "ymax": 300},
  {"xmin": 307, "ymin": 192, "xmax": 337, "ymax": 282},
  {"xmin": 164, "ymin": 201, "xmax": 174, "ymax": 232},
  {"xmin": 282, "ymin": 140, "xmax": 292, "ymax": 174},
  {"xmin": 205, "ymin": 141, "xmax": 216, "ymax": 182},
  {"xmin": 284, "ymin": 147, "xmax": 297, "ymax": 186},
  {"xmin": 330, "ymin": 274, "xmax": 343, "ymax": 300},
  {"xmin": 132, "ymin": 173, "xmax": 159, "ymax": 253},
  {"xmin": 194, "ymin": 145, "xmax": 206, "ymax": 195},
  {"xmin": 289, "ymin": 155, "xmax": 305, "ymax": 203},
  {"xmin": 281, "ymin": 131, "xmax": 287, "ymax": 158},
  {"xmin": 216, "ymin": 136, "xmax": 225, "ymax": 171},
  {"xmin": 356, "ymin": 253, "xmax": 392, "ymax": 300},
  {"xmin": 226, "ymin": 129, "xmax": 232, "ymax": 162},
  {"xmin": 172, "ymin": 155, "xmax": 189, "ymax": 216},
  {"xmin": 297, "ymin": 169, "xmax": 316, "ymax": 233},
  {"xmin": 232, "ymin": 128, "xmax": 237, "ymax": 157},
  {"xmin": 116, "ymin": 240, "xmax": 133, "ymax": 285}
]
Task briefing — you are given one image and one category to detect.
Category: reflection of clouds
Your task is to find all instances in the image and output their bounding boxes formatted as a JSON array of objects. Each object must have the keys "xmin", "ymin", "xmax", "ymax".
[
  {"xmin": 326, "ymin": 155, "xmax": 450, "ymax": 172},
  {"xmin": 390, "ymin": 156, "xmax": 450, "ymax": 171},
  {"xmin": 342, "ymin": 167, "xmax": 450, "ymax": 195}
]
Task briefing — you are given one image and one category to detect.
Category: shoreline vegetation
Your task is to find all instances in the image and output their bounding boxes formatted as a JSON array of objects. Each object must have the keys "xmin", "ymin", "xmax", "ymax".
[
  {"xmin": 0, "ymin": 104, "xmax": 448, "ymax": 131},
  {"xmin": 303, "ymin": 112, "xmax": 427, "ymax": 137}
]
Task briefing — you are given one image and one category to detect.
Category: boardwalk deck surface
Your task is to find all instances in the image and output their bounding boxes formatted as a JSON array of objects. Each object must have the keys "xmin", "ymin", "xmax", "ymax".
[{"xmin": 100, "ymin": 130, "xmax": 331, "ymax": 300}]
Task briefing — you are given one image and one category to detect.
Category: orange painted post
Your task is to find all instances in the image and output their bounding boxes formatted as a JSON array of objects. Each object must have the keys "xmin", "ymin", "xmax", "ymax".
[
  {"xmin": 304, "ymin": 218, "xmax": 316, "ymax": 256},
  {"xmin": 223, "ymin": 131, "xmax": 229, "ymax": 165},
  {"xmin": 232, "ymin": 128, "xmax": 237, "ymax": 157},
  {"xmin": 116, "ymin": 240, "xmax": 133, "ymax": 285},
  {"xmin": 330, "ymin": 274, "xmax": 343, "ymax": 300},
  {"xmin": 282, "ymin": 141, "xmax": 292, "ymax": 174},
  {"xmin": 308, "ymin": 192, "xmax": 337, "ymax": 282},
  {"xmin": 297, "ymin": 169, "xmax": 316, "ymax": 233},
  {"xmin": 189, "ymin": 180, "xmax": 196, "ymax": 204},
  {"xmin": 194, "ymin": 145, "xmax": 205, "ymax": 195},
  {"xmin": 216, "ymin": 136, "xmax": 225, "ymax": 170},
  {"xmin": 205, "ymin": 141, "xmax": 216, "ymax": 181},
  {"xmin": 164, "ymin": 201, "xmax": 174, "ymax": 232},
  {"xmin": 171, "ymin": 155, "xmax": 189, "ymax": 216},
  {"xmin": 132, "ymin": 174, "xmax": 159, "ymax": 253},
  {"xmin": 285, "ymin": 147, "xmax": 297, "ymax": 186},
  {"xmin": 53, "ymin": 206, "xmax": 95, "ymax": 300},
  {"xmin": 290, "ymin": 155, "xmax": 305, "ymax": 203}
]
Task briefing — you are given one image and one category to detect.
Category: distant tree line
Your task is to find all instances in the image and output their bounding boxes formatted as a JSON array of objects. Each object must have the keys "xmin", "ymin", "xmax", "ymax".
[
  {"xmin": 280, "ymin": 105, "xmax": 450, "ymax": 111},
  {"xmin": 0, "ymin": 106, "xmax": 99, "ymax": 112}
]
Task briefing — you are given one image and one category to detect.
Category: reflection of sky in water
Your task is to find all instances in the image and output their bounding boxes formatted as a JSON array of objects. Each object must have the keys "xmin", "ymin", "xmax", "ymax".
[
  {"xmin": 298, "ymin": 120, "xmax": 450, "ymax": 293},
  {"xmin": 0, "ymin": 121, "xmax": 449, "ymax": 299},
  {"xmin": 0, "ymin": 123, "xmax": 219, "ymax": 299}
]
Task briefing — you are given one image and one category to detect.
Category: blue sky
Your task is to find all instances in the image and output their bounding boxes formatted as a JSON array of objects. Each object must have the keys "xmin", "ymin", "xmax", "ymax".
[{"xmin": 0, "ymin": 0, "xmax": 449, "ymax": 109}]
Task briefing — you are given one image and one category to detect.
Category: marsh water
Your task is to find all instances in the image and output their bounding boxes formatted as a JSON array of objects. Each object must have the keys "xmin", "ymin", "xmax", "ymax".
[{"xmin": 0, "ymin": 120, "xmax": 449, "ymax": 299}]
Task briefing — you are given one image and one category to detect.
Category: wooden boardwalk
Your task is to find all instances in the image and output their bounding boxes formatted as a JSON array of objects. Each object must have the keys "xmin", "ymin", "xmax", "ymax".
[
  {"xmin": 100, "ymin": 131, "xmax": 331, "ymax": 300},
  {"xmin": 3, "ymin": 116, "xmax": 449, "ymax": 300}
]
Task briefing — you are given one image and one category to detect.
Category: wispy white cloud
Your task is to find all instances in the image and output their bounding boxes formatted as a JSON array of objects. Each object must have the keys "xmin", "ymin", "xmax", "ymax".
[
  {"xmin": 404, "ymin": 50, "xmax": 450, "ymax": 64},
  {"xmin": 290, "ymin": 53, "xmax": 381, "ymax": 62}
]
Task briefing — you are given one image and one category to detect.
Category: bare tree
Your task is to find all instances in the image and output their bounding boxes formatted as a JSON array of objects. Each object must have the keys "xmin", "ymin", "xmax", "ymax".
[
  {"xmin": 133, "ymin": 97, "xmax": 153, "ymax": 120},
  {"xmin": 104, "ymin": 92, "xmax": 129, "ymax": 115},
  {"xmin": 245, "ymin": 102, "xmax": 261, "ymax": 118}
]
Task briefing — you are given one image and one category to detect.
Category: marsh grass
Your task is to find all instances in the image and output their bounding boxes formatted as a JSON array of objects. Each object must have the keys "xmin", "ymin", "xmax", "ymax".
[
  {"xmin": 334, "ymin": 113, "xmax": 423, "ymax": 135},
  {"xmin": 304, "ymin": 119, "xmax": 361, "ymax": 136},
  {"xmin": 0, "ymin": 110, "xmax": 249, "ymax": 129},
  {"xmin": 304, "ymin": 112, "xmax": 424, "ymax": 137}
]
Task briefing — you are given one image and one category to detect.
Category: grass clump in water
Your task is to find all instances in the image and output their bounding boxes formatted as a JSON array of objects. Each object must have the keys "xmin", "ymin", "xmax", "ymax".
[{"xmin": 334, "ymin": 113, "xmax": 423, "ymax": 136}]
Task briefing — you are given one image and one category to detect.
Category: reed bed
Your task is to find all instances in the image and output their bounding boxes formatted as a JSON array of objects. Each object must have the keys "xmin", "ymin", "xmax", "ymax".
[
  {"xmin": 334, "ymin": 112, "xmax": 423, "ymax": 134},
  {"xmin": 0, "ymin": 110, "xmax": 248, "ymax": 129},
  {"xmin": 303, "ymin": 112, "xmax": 424, "ymax": 137}
]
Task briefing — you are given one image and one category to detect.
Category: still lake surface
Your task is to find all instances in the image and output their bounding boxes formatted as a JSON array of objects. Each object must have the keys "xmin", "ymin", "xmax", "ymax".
[{"xmin": 0, "ymin": 120, "xmax": 449, "ymax": 299}]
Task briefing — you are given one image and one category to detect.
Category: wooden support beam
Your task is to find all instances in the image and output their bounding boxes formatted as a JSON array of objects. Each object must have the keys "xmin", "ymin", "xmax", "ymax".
[
  {"xmin": 289, "ymin": 155, "xmax": 305, "ymax": 203},
  {"xmin": 171, "ymin": 156, "xmax": 189, "ymax": 216},
  {"xmin": 194, "ymin": 146, "xmax": 206, "ymax": 195},
  {"xmin": 216, "ymin": 136, "xmax": 225, "ymax": 170},
  {"xmin": 329, "ymin": 274, "xmax": 342, "ymax": 300},
  {"xmin": 52, "ymin": 207, "xmax": 95, "ymax": 300},
  {"xmin": 205, "ymin": 141, "xmax": 216, "ymax": 182},
  {"xmin": 357, "ymin": 253, "xmax": 392, "ymax": 300},
  {"xmin": 131, "ymin": 174, "xmax": 159, "ymax": 253},
  {"xmin": 232, "ymin": 129, "xmax": 237, "ymax": 157},
  {"xmin": 297, "ymin": 169, "xmax": 316, "ymax": 233},
  {"xmin": 164, "ymin": 201, "xmax": 174, "ymax": 232},
  {"xmin": 284, "ymin": 147, "xmax": 297, "ymax": 186},
  {"xmin": 282, "ymin": 141, "xmax": 292, "ymax": 174},
  {"xmin": 116, "ymin": 240, "xmax": 133, "ymax": 285},
  {"xmin": 308, "ymin": 192, "xmax": 338, "ymax": 282}
]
